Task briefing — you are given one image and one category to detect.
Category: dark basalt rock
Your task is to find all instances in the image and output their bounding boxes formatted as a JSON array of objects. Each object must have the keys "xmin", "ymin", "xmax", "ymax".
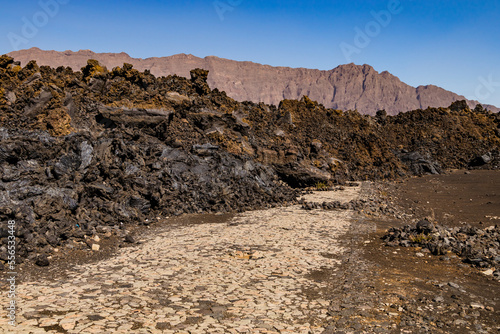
[
  {"xmin": 1, "ymin": 57, "xmax": 499, "ymax": 266},
  {"xmin": 383, "ymin": 222, "xmax": 500, "ymax": 269},
  {"xmin": 35, "ymin": 254, "xmax": 50, "ymax": 267},
  {"xmin": 395, "ymin": 151, "xmax": 442, "ymax": 176},
  {"xmin": 276, "ymin": 163, "xmax": 332, "ymax": 188},
  {"xmin": 449, "ymin": 100, "xmax": 470, "ymax": 112},
  {"xmin": 416, "ymin": 219, "xmax": 435, "ymax": 234},
  {"xmin": 124, "ymin": 234, "xmax": 136, "ymax": 244},
  {"xmin": 469, "ymin": 152, "xmax": 493, "ymax": 166},
  {"xmin": 190, "ymin": 68, "xmax": 210, "ymax": 95}
]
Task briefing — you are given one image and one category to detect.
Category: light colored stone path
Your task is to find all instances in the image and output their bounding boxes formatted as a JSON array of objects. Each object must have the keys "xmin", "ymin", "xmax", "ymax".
[{"xmin": 1, "ymin": 187, "xmax": 361, "ymax": 333}]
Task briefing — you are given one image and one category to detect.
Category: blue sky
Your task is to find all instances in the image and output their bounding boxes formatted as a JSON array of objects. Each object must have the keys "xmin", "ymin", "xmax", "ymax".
[{"xmin": 1, "ymin": 0, "xmax": 499, "ymax": 107}]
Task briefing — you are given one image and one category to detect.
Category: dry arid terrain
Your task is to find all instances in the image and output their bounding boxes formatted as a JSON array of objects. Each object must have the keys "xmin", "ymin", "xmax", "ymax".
[
  {"xmin": 0, "ymin": 54, "xmax": 499, "ymax": 333},
  {"xmin": 1, "ymin": 174, "xmax": 499, "ymax": 333}
]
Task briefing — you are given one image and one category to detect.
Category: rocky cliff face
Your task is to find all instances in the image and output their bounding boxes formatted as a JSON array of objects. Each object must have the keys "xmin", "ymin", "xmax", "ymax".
[{"xmin": 9, "ymin": 48, "xmax": 498, "ymax": 115}]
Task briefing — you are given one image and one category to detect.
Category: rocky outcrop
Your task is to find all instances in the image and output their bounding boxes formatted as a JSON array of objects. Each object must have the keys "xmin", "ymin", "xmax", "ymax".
[
  {"xmin": 0, "ymin": 55, "xmax": 499, "ymax": 266},
  {"xmin": 8, "ymin": 48, "xmax": 499, "ymax": 115}
]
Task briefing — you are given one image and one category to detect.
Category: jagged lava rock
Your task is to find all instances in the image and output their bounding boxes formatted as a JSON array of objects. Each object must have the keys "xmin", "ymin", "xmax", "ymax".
[{"xmin": 8, "ymin": 48, "xmax": 500, "ymax": 115}]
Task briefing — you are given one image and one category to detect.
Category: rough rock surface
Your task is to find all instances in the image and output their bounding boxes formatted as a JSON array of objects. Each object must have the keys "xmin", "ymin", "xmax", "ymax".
[
  {"xmin": 383, "ymin": 221, "xmax": 500, "ymax": 274},
  {"xmin": 2, "ymin": 184, "xmax": 498, "ymax": 333},
  {"xmin": 8, "ymin": 48, "xmax": 499, "ymax": 115},
  {"xmin": 0, "ymin": 189, "xmax": 358, "ymax": 333},
  {"xmin": 0, "ymin": 54, "xmax": 499, "ymax": 267}
]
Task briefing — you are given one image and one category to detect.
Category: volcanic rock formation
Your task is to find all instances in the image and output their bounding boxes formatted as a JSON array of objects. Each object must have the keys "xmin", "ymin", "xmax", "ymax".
[
  {"xmin": 0, "ymin": 55, "xmax": 499, "ymax": 266},
  {"xmin": 9, "ymin": 47, "xmax": 499, "ymax": 115}
]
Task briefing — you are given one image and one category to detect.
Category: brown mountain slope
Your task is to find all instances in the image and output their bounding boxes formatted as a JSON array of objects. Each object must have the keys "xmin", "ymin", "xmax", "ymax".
[{"xmin": 8, "ymin": 47, "xmax": 499, "ymax": 115}]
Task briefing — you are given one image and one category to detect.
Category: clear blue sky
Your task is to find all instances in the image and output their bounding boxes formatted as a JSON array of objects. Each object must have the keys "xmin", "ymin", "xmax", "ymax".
[{"xmin": 1, "ymin": 0, "xmax": 499, "ymax": 107}]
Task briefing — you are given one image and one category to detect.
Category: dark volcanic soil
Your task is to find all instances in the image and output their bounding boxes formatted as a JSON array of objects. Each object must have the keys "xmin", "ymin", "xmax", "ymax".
[
  {"xmin": 352, "ymin": 171, "xmax": 500, "ymax": 333},
  {"xmin": 388, "ymin": 170, "xmax": 500, "ymax": 228}
]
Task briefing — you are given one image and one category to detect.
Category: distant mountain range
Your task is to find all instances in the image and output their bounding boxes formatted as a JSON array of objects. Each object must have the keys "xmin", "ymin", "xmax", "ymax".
[{"xmin": 8, "ymin": 47, "xmax": 499, "ymax": 115}]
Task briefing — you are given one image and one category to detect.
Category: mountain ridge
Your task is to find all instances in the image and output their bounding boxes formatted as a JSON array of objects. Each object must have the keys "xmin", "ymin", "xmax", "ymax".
[{"xmin": 7, "ymin": 47, "xmax": 499, "ymax": 115}]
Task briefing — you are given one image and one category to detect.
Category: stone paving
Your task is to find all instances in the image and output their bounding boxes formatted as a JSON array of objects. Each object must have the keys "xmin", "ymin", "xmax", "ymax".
[{"xmin": 0, "ymin": 188, "xmax": 361, "ymax": 333}]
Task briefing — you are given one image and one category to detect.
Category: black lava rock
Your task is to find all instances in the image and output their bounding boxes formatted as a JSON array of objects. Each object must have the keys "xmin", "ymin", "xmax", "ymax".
[{"xmin": 35, "ymin": 255, "xmax": 50, "ymax": 267}]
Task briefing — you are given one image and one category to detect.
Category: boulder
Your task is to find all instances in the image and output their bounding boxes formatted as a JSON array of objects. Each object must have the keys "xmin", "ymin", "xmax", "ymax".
[
  {"xmin": 469, "ymin": 152, "xmax": 492, "ymax": 167},
  {"xmin": 276, "ymin": 162, "xmax": 331, "ymax": 188},
  {"xmin": 35, "ymin": 255, "xmax": 50, "ymax": 267},
  {"xmin": 416, "ymin": 219, "xmax": 434, "ymax": 234},
  {"xmin": 395, "ymin": 151, "xmax": 442, "ymax": 175}
]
